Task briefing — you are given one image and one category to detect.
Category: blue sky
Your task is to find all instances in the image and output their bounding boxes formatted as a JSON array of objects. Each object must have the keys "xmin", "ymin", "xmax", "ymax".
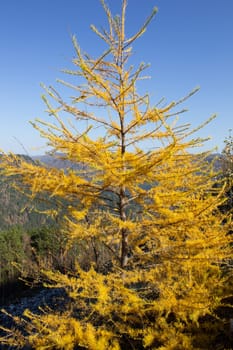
[{"xmin": 0, "ymin": 0, "xmax": 232, "ymax": 155}]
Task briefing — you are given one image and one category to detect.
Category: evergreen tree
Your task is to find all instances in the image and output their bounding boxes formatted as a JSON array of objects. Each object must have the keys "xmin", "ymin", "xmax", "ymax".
[
  {"xmin": 221, "ymin": 129, "xmax": 233, "ymax": 213},
  {"xmin": 0, "ymin": 1, "xmax": 232, "ymax": 349}
]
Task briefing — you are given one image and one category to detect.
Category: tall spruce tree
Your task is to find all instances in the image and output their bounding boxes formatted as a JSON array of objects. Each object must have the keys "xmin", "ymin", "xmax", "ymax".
[
  {"xmin": 220, "ymin": 130, "xmax": 233, "ymax": 214},
  {"xmin": 0, "ymin": 1, "xmax": 232, "ymax": 349}
]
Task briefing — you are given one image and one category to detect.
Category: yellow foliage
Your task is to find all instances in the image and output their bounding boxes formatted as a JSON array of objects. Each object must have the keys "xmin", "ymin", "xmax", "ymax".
[{"xmin": 0, "ymin": 0, "xmax": 232, "ymax": 349}]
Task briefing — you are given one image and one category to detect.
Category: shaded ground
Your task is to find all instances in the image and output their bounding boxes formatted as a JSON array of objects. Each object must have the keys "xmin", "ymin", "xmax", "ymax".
[{"xmin": 0, "ymin": 282, "xmax": 233, "ymax": 349}]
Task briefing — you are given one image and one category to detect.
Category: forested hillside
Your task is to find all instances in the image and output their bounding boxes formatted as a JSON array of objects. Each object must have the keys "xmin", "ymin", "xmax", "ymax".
[
  {"xmin": 0, "ymin": 177, "xmax": 49, "ymax": 230},
  {"xmin": 0, "ymin": 155, "xmax": 63, "ymax": 292},
  {"xmin": 0, "ymin": 154, "xmax": 70, "ymax": 230}
]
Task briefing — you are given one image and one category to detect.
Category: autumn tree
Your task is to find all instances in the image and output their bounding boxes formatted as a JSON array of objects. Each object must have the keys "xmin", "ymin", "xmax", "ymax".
[{"xmin": 0, "ymin": 1, "xmax": 232, "ymax": 349}]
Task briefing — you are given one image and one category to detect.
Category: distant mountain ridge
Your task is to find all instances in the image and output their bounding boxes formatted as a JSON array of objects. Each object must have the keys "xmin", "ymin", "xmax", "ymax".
[
  {"xmin": 32, "ymin": 154, "xmax": 78, "ymax": 170},
  {"xmin": 33, "ymin": 153, "xmax": 223, "ymax": 171}
]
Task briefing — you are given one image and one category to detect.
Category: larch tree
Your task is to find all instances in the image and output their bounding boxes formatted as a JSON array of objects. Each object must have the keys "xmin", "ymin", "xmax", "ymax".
[{"xmin": 0, "ymin": 1, "xmax": 232, "ymax": 349}]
